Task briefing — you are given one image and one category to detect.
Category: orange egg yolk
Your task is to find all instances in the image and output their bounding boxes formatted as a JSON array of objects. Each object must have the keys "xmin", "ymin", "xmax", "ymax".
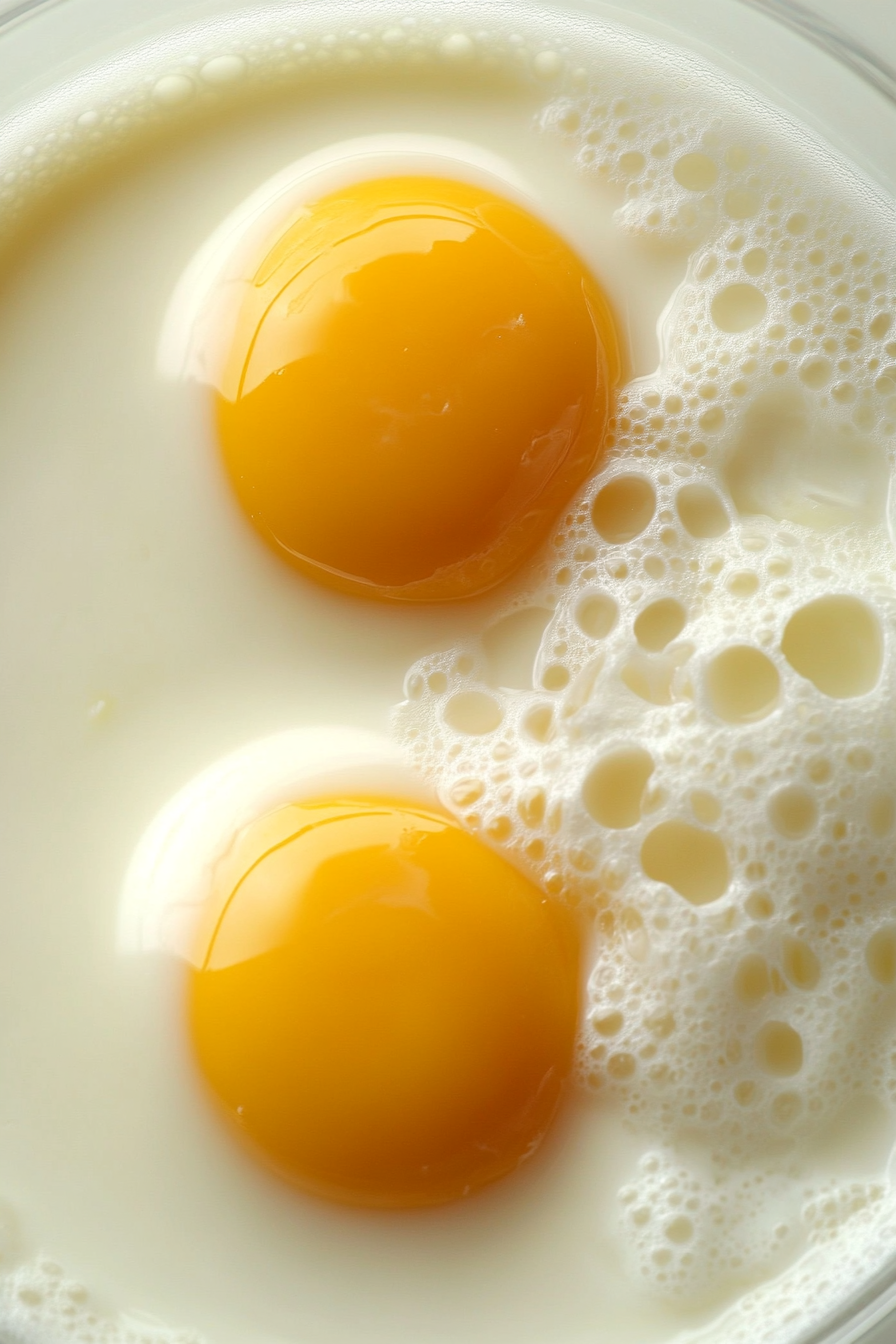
[
  {"xmin": 188, "ymin": 798, "xmax": 581, "ymax": 1208},
  {"xmin": 216, "ymin": 175, "xmax": 619, "ymax": 602}
]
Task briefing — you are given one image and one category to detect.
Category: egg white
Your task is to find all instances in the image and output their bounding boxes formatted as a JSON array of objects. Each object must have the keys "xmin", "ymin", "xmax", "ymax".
[
  {"xmin": 119, "ymin": 725, "xmax": 436, "ymax": 964},
  {"xmin": 0, "ymin": 34, "xmax": 685, "ymax": 1344},
  {"xmin": 157, "ymin": 134, "xmax": 539, "ymax": 397}
]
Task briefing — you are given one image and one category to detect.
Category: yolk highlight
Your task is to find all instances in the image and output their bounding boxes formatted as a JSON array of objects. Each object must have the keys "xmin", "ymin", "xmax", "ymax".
[
  {"xmin": 188, "ymin": 798, "xmax": 580, "ymax": 1208},
  {"xmin": 216, "ymin": 175, "xmax": 619, "ymax": 602}
]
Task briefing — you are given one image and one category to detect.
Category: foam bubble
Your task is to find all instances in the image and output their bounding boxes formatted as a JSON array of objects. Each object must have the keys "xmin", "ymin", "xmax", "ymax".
[
  {"xmin": 618, "ymin": 1150, "xmax": 800, "ymax": 1299},
  {"xmin": 389, "ymin": 3, "xmax": 896, "ymax": 1328},
  {"xmin": 0, "ymin": 1257, "xmax": 202, "ymax": 1344}
]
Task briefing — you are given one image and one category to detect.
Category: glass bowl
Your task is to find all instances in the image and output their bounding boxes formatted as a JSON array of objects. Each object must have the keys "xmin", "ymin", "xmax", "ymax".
[{"xmin": 0, "ymin": 2, "xmax": 894, "ymax": 1343}]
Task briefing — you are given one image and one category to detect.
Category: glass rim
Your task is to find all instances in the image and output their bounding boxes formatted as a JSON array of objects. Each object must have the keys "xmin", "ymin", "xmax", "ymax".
[
  {"xmin": 737, "ymin": 0, "xmax": 896, "ymax": 107},
  {"xmin": 2, "ymin": 0, "xmax": 896, "ymax": 110},
  {"xmin": 0, "ymin": 1, "xmax": 894, "ymax": 1343}
]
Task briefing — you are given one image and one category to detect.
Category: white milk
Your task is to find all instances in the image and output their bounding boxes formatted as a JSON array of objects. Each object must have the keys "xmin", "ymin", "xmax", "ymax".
[{"xmin": 0, "ymin": 5, "xmax": 894, "ymax": 1344}]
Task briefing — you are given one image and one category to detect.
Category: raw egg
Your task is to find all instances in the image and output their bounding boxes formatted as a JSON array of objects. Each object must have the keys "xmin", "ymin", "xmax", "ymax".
[
  {"xmin": 189, "ymin": 796, "xmax": 580, "ymax": 1207},
  {"xmin": 160, "ymin": 137, "xmax": 619, "ymax": 602},
  {"xmin": 217, "ymin": 173, "xmax": 617, "ymax": 601},
  {"xmin": 121, "ymin": 729, "xmax": 581, "ymax": 1208}
]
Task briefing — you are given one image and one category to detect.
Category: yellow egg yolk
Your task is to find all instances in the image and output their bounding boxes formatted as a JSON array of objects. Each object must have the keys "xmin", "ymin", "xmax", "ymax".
[
  {"xmin": 188, "ymin": 798, "xmax": 581, "ymax": 1208},
  {"xmin": 216, "ymin": 175, "xmax": 619, "ymax": 602}
]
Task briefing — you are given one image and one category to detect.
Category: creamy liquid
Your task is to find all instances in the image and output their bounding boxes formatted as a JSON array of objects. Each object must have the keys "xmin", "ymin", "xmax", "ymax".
[{"xmin": 0, "ymin": 6, "xmax": 894, "ymax": 1344}]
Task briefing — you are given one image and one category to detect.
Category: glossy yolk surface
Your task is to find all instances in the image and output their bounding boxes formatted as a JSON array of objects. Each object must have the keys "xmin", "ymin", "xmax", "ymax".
[
  {"xmin": 188, "ymin": 798, "xmax": 580, "ymax": 1208},
  {"xmin": 216, "ymin": 175, "xmax": 619, "ymax": 602}
]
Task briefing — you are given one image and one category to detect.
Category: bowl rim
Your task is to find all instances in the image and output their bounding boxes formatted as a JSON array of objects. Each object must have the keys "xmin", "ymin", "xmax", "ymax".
[{"xmin": 0, "ymin": 1, "xmax": 895, "ymax": 1343}]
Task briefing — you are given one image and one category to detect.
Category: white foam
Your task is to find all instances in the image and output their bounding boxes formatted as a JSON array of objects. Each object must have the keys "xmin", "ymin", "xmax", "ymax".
[
  {"xmin": 0, "ymin": 1258, "xmax": 201, "ymax": 1344},
  {"xmin": 389, "ymin": 4, "xmax": 896, "ymax": 1334}
]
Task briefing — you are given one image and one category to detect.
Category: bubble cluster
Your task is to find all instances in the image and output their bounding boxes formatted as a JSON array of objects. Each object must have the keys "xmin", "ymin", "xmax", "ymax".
[
  {"xmin": 803, "ymin": 1180, "xmax": 886, "ymax": 1246},
  {"xmin": 0, "ymin": 1257, "xmax": 201, "ymax": 1344},
  {"xmin": 683, "ymin": 1186, "xmax": 896, "ymax": 1344},
  {"xmin": 388, "ymin": 1, "xmax": 896, "ymax": 1323},
  {"xmin": 618, "ymin": 1150, "xmax": 800, "ymax": 1299},
  {"xmin": 0, "ymin": 1, "xmax": 590, "ymax": 248}
]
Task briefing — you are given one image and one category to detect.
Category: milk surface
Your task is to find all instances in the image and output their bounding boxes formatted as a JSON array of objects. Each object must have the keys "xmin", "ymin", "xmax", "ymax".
[{"xmin": 0, "ymin": 5, "xmax": 894, "ymax": 1344}]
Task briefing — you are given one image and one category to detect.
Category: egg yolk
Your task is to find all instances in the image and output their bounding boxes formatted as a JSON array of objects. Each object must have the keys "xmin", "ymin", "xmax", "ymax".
[
  {"xmin": 216, "ymin": 175, "xmax": 619, "ymax": 602},
  {"xmin": 188, "ymin": 798, "xmax": 580, "ymax": 1208}
]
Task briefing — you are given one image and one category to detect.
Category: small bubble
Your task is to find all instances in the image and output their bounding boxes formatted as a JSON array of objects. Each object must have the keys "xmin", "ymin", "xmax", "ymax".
[
  {"xmin": 533, "ymin": 50, "xmax": 562, "ymax": 78},
  {"xmin": 199, "ymin": 54, "xmax": 247, "ymax": 84},
  {"xmin": 867, "ymin": 927, "xmax": 896, "ymax": 984},
  {"xmin": 583, "ymin": 747, "xmax": 654, "ymax": 829},
  {"xmin": 782, "ymin": 596, "xmax": 882, "ymax": 698},
  {"xmin": 728, "ymin": 571, "xmax": 759, "ymax": 597},
  {"xmin": 698, "ymin": 405, "xmax": 725, "ymax": 432},
  {"xmin": 673, "ymin": 152, "xmax": 718, "ymax": 191},
  {"xmin": 705, "ymin": 646, "xmax": 779, "ymax": 723},
  {"xmin": 676, "ymin": 484, "xmax": 729, "ymax": 538},
  {"xmin": 641, "ymin": 820, "xmax": 730, "ymax": 904},
  {"xmin": 607, "ymin": 1051, "xmax": 637, "ymax": 1080},
  {"xmin": 152, "ymin": 74, "xmax": 195, "ymax": 106},
  {"xmin": 634, "ymin": 598, "xmax": 687, "ymax": 652},
  {"xmin": 440, "ymin": 32, "xmax": 475, "ymax": 59},
  {"xmin": 541, "ymin": 663, "xmax": 570, "ymax": 691},
  {"xmin": 807, "ymin": 756, "xmax": 832, "ymax": 784},
  {"xmin": 755, "ymin": 1021, "xmax": 803, "ymax": 1077},
  {"xmin": 666, "ymin": 1215, "xmax": 694, "ymax": 1243},
  {"xmin": 772, "ymin": 1091, "xmax": 803, "ymax": 1125},
  {"xmin": 742, "ymin": 247, "xmax": 768, "ymax": 277},
  {"xmin": 712, "ymin": 283, "xmax": 767, "ymax": 333},
  {"xmin": 517, "ymin": 787, "xmax": 546, "ymax": 828},
  {"xmin": 768, "ymin": 786, "xmax": 817, "ymax": 838},
  {"xmin": 592, "ymin": 475, "xmax": 656, "ymax": 543},
  {"xmin": 782, "ymin": 937, "xmax": 820, "ymax": 990},
  {"xmin": 443, "ymin": 691, "xmax": 502, "ymax": 736},
  {"xmin": 734, "ymin": 1079, "xmax": 758, "ymax": 1106},
  {"xmin": 735, "ymin": 954, "xmax": 771, "ymax": 1004},
  {"xmin": 485, "ymin": 815, "xmax": 512, "ymax": 842},
  {"xmin": 593, "ymin": 1011, "xmax": 624, "ymax": 1037},
  {"xmin": 576, "ymin": 591, "xmax": 618, "ymax": 639},
  {"xmin": 799, "ymin": 356, "xmax": 833, "ymax": 389},
  {"xmin": 869, "ymin": 793, "xmax": 895, "ymax": 836},
  {"xmin": 523, "ymin": 704, "xmax": 553, "ymax": 743},
  {"xmin": 613, "ymin": 152, "xmax": 649, "ymax": 187},
  {"xmin": 740, "ymin": 902, "xmax": 770, "ymax": 931}
]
